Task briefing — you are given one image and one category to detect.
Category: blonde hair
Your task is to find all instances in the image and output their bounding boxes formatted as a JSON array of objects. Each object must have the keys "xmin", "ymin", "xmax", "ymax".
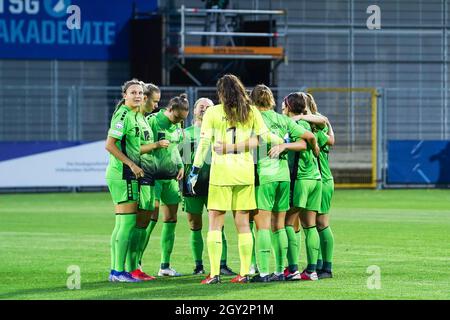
[
  {"xmin": 194, "ymin": 97, "xmax": 214, "ymax": 109},
  {"xmin": 306, "ymin": 93, "xmax": 318, "ymax": 114},
  {"xmin": 143, "ymin": 83, "xmax": 160, "ymax": 98},
  {"xmin": 250, "ymin": 84, "xmax": 275, "ymax": 109}
]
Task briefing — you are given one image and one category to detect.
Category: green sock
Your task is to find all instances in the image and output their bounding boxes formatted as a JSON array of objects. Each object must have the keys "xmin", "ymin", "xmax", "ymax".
[
  {"xmin": 286, "ymin": 226, "xmax": 299, "ymax": 272},
  {"xmin": 272, "ymin": 228, "xmax": 288, "ymax": 273},
  {"xmin": 220, "ymin": 227, "xmax": 227, "ymax": 266},
  {"xmin": 139, "ymin": 219, "xmax": 157, "ymax": 263},
  {"xmin": 317, "ymin": 245, "xmax": 323, "ymax": 271},
  {"xmin": 125, "ymin": 227, "xmax": 146, "ymax": 272},
  {"xmin": 256, "ymin": 229, "xmax": 271, "ymax": 276},
  {"xmin": 250, "ymin": 221, "xmax": 257, "ymax": 266},
  {"xmin": 304, "ymin": 226, "xmax": 320, "ymax": 272},
  {"xmin": 110, "ymin": 215, "xmax": 121, "ymax": 271},
  {"xmin": 296, "ymin": 229, "xmax": 301, "ymax": 256},
  {"xmin": 191, "ymin": 229, "xmax": 204, "ymax": 266},
  {"xmin": 161, "ymin": 221, "xmax": 177, "ymax": 266},
  {"xmin": 115, "ymin": 214, "xmax": 136, "ymax": 272},
  {"xmin": 319, "ymin": 226, "xmax": 334, "ymax": 272}
]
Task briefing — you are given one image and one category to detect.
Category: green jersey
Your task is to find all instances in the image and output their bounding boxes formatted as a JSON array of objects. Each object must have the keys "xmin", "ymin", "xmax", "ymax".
[
  {"xmin": 289, "ymin": 120, "xmax": 321, "ymax": 181},
  {"xmin": 137, "ymin": 112, "xmax": 157, "ymax": 183},
  {"xmin": 316, "ymin": 125, "xmax": 333, "ymax": 181},
  {"xmin": 256, "ymin": 110, "xmax": 306, "ymax": 185},
  {"xmin": 105, "ymin": 105, "xmax": 141, "ymax": 180},
  {"xmin": 182, "ymin": 125, "xmax": 211, "ymax": 196},
  {"xmin": 147, "ymin": 109, "xmax": 184, "ymax": 180}
]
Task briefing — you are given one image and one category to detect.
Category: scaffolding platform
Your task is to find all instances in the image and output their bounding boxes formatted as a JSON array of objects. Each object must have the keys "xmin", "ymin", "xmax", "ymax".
[
  {"xmin": 181, "ymin": 46, "xmax": 284, "ymax": 59},
  {"xmin": 178, "ymin": 6, "xmax": 287, "ymax": 62}
]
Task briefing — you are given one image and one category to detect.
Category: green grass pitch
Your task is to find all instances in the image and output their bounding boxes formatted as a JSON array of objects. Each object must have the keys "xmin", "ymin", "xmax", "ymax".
[{"xmin": 0, "ymin": 189, "xmax": 449, "ymax": 300}]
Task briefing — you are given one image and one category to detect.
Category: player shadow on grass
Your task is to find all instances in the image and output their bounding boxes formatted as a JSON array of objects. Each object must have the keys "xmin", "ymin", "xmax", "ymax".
[
  {"xmin": 0, "ymin": 275, "xmax": 270, "ymax": 300},
  {"xmin": 92, "ymin": 275, "xmax": 270, "ymax": 300}
]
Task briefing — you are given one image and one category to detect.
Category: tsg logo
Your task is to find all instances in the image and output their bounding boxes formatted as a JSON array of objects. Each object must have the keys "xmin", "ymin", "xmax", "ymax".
[
  {"xmin": 44, "ymin": 0, "xmax": 71, "ymax": 18},
  {"xmin": 0, "ymin": 0, "xmax": 81, "ymax": 29}
]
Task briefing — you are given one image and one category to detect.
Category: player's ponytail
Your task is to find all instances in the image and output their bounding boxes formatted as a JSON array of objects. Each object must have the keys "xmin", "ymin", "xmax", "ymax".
[
  {"xmin": 112, "ymin": 78, "xmax": 143, "ymax": 115},
  {"xmin": 306, "ymin": 93, "xmax": 318, "ymax": 114},
  {"xmin": 250, "ymin": 84, "xmax": 275, "ymax": 109},
  {"xmin": 168, "ymin": 93, "xmax": 190, "ymax": 112}
]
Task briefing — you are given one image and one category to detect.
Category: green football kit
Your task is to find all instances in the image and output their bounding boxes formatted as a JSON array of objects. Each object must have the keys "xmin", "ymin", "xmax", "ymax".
[
  {"xmin": 106, "ymin": 105, "xmax": 142, "ymax": 204},
  {"xmin": 315, "ymin": 124, "xmax": 335, "ymax": 274},
  {"xmin": 105, "ymin": 105, "xmax": 141, "ymax": 274},
  {"xmin": 254, "ymin": 110, "xmax": 307, "ymax": 276},
  {"xmin": 255, "ymin": 110, "xmax": 306, "ymax": 212},
  {"xmin": 136, "ymin": 112, "xmax": 156, "ymax": 211},
  {"xmin": 287, "ymin": 119, "xmax": 322, "ymax": 274},
  {"xmin": 290, "ymin": 120, "xmax": 322, "ymax": 211},
  {"xmin": 147, "ymin": 110, "xmax": 184, "ymax": 205},
  {"xmin": 146, "ymin": 109, "xmax": 184, "ymax": 270},
  {"xmin": 182, "ymin": 125, "xmax": 211, "ymax": 214},
  {"xmin": 316, "ymin": 125, "xmax": 334, "ymax": 214}
]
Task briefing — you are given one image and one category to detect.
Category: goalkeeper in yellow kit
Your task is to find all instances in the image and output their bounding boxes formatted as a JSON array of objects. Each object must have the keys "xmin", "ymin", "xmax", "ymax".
[{"xmin": 186, "ymin": 74, "xmax": 283, "ymax": 284}]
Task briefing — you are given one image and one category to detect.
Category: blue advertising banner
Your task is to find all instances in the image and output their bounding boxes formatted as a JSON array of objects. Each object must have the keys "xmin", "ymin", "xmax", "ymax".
[
  {"xmin": 387, "ymin": 140, "xmax": 450, "ymax": 184},
  {"xmin": 0, "ymin": 0, "xmax": 157, "ymax": 60}
]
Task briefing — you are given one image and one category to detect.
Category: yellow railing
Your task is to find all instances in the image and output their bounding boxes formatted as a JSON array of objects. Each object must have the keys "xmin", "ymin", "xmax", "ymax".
[{"xmin": 307, "ymin": 87, "xmax": 378, "ymax": 189}]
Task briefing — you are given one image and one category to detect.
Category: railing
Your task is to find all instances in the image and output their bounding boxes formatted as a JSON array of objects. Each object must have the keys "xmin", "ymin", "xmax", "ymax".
[
  {"xmin": 177, "ymin": 5, "xmax": 288, "ymax": 62},
  {"xmin": 1, "ymin": 85, "xmax": 449, "ymax": 189}
]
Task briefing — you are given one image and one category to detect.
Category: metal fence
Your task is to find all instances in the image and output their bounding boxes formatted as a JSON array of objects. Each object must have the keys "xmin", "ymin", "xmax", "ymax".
[{"xmin": 1, "ymin": 85, "xmax": 449, "ymax": 188}]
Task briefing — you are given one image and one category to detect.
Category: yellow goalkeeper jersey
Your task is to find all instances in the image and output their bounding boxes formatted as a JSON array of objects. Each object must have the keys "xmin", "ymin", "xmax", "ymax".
[{"xmin": 193, "ymin": 104, "xmax": 282, "ymax": 186}]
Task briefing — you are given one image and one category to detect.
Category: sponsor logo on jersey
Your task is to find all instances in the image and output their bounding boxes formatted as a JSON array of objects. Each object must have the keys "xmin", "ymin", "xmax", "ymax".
[
  {"xmin": 110, "ymin": 129, "xmax": 123, "ymax": 137},
  {"xmin": 115, "ymin": 121, "xmax": 124, "ymax": 130}
]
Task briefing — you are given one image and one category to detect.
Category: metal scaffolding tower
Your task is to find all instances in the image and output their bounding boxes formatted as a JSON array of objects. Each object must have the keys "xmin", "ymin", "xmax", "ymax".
[{"xmin": 164, "ymin": 5, "xmax": 288, "ymax": 86}]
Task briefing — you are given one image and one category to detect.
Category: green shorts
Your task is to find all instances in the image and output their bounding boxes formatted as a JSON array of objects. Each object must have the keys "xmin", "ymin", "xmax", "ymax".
[
  {"xmin": 319, "ymin": 179, "xmax": 334, "ymax": 214},
  {"xmin": 256, "ymin": 181, "xmax": 290, "ymax": 212},
  {"xmin": 139, "ymin": 184, "xmax": 156, "ymax": 211},
  {"xmin": 155, "ymin": 179, "xmax": 181, "ymax": 205},
  {"xmin": 106, "ymin": 179, "xmax": 138, "ymax": 205},
  {"xmin": 292, "ymin": 179, "xmax": 322, "ymax": 212},
  {"xmin": 183, "ymin": 196, "xmax": 208, "ymax": 215}
]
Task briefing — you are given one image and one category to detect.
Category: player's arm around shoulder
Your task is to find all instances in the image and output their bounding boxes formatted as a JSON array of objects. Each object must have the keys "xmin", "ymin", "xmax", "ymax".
[
  {"xmin": 268, "ymin": 115, "xmax": 307, "ymax": 158},
  {"xmin": 325, "ymin": 118, "xmax": 335, "ymax": 146},
  {"xmin": 296, "ymin": 120, "xmax": 320, "ymax": 157},
  {"xmin": 251, "ymin": 106, "xmax": 283, "ymax": 145}
]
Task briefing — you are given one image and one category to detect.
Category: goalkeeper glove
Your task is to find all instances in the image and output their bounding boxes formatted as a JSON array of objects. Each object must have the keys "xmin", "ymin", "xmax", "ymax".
[{"xmin": 187, "ymin": 166, "xmax": 200, "ymax": 195}]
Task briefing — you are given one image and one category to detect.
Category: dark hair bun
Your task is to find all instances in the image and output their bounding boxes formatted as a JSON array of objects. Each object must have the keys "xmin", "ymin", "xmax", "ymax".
[{"xmin": 180, "ymin": 93, "xmax": 188, "ymax": 100}]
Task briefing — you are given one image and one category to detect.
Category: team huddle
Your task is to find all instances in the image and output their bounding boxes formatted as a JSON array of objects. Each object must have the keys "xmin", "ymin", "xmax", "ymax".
[{"xmin": 105, "ymin": 74, "xmax": 335, "ymax": 284}]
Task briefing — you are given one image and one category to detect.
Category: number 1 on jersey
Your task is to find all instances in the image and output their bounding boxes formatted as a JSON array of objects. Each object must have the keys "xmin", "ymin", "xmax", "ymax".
[{"xmin": 226, "ymin": 127, "xmax": 236, "ymax": 144}]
